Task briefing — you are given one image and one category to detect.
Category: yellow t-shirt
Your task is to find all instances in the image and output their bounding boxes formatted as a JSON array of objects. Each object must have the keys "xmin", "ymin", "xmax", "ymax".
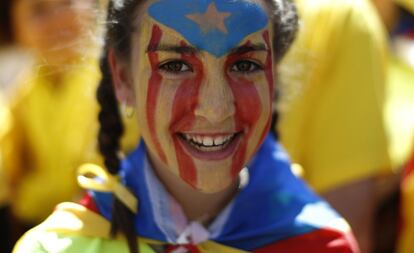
[
  {"xmin": 278, "ymin": 0, "xmax": 392, "ymax": 192},
  {"xmin": 385, "ymin": 55, "xmax": 414, "ymax": 169},
  {"xmin": 2, "ymin": 61, "xmax": 140, "ymax": 224},
  {"xmin": 2, "ymin": 62, "xmax": 101, "ymax": 223}
]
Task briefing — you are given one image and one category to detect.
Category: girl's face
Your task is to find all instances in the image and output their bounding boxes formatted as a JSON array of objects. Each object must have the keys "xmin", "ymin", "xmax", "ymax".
[
  {"xmin": 115, "ymin": 0, "xmax": 275, "ymax": 192},
  {"xmin": 12, "ymin": 0, "xmax": 96, "ymax": 64}
]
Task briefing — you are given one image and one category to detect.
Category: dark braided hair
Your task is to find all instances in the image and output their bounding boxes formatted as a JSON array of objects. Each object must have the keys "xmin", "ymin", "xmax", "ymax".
[
  {"xmin": 97, "ymin": 50, "xmax": 139, "ymax": 252},
  {"xmin": 97, "ymin": 1, "xmax": 145, "ymax": 252},
  {"xmin": 97, "ymin": 1, "xmax": 298, "ymax": 252}
]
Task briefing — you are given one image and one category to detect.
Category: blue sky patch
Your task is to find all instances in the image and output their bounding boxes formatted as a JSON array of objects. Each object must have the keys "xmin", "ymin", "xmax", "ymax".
[{"xmin": 148, "ymin": 0, "xmax": 269, "ymax": 57}]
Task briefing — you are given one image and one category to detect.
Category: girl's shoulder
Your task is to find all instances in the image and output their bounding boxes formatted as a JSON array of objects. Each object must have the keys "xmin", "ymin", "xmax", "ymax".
[
  {"xmin": 13, "ymin": 227, "xmax": 129, "ymax": 253},
  {"xmin": 14, "ymin": 199, "xmax": 359, "ymax": 253},
  {"xmin": 12, "ymin": 201, "xmax": 247, "ymax": 253},
  {"xmin": 12, "ymin": 202, "xmax": 155, "ymax": 253}
]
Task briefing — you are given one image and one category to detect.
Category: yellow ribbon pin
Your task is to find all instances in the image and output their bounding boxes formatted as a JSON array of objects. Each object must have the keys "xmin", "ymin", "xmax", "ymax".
[{"xmin": 77, "ymin": 163, "xmax": 138, "ymax": 214}]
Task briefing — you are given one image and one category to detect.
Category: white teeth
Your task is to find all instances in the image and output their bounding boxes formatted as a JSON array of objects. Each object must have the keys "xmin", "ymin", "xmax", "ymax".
[
  {"xmin": 182, "ymin": 133, "xmax": 236, "ymax": 149},
  {"xmin": 196, "ymin": 136, "xmax": 202, "ymax": 144},
  {"xmin": 214, "ymin": 136, "xmax": 224, "ymax": 146},
  {"xmin": 203, "ymin": 137, "xmax": 213, "ymax": 146}
]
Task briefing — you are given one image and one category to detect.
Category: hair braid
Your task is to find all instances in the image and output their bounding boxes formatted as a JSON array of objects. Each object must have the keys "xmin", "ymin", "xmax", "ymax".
[{"xmin": 97, "ymin": 50, "xmax": 138, "ymax": 253}]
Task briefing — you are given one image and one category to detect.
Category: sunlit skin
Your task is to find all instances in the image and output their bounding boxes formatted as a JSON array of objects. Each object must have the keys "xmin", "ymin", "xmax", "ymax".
[
  {"xmin": 113, "ymin": 0, "xmax": 276, "ymax": 193},
  {"xmin": 12, "ymin": 0, "xmax": 96, "ymax": 66}
]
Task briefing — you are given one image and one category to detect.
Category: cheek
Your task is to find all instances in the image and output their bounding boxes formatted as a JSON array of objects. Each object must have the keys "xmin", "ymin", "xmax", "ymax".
[
  {"xmin": 226, "ymin": 74, "xmax": 271, "ymax": 177},
  {"xmin": 143, "ymin": 25, "xmax": 204, "ymax": 187},
  {"xmin": 170, "ymin": 51, "xmax": 204, "ymax": 187},
  {"xmin": 144, "ymin": 25, "xmax": 168, "ymax": 163},
  {"xmin": 225, "ymin": 33, "xmax": 274, "ymax": 177}
]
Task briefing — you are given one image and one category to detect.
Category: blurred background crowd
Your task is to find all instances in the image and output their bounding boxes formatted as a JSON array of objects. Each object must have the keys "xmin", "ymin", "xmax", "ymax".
[{"xmin": 0, "ymin": 0, "xmax": 413, "ymax": 253}]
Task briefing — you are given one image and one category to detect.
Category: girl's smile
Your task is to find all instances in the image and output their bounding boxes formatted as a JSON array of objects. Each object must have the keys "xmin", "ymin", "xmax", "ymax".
[{"xmin": 176, "ymin": 131, "xmax": 243, "ymax": 160}]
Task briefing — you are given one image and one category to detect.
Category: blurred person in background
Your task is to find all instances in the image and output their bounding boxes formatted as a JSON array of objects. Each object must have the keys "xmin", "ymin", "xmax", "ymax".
[
  {"xmin": 373, "ymin": 0, "xmax": 414, "ymax": 180},
  {"xmin": 0, "ymin": 0, "xmax": 139, "ymax": 248},
  {"xmin": 372, "ymin": 0, "xmax": 414, "ymax": 252},
  {"xmin": 2, "ymin": 0, "xmax": 101, "ymax": 239},
  {"xmin": 277, "ymin": 0, "xmax": 391, "ymax": 252}
]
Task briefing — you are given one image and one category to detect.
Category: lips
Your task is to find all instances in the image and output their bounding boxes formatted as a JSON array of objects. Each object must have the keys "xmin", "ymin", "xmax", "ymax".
[{"xmin": 176, "ymin": 132, "xmax": 242, "ymax": 160}]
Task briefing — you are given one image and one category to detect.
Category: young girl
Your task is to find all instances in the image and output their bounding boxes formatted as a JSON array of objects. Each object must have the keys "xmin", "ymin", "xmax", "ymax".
[{"xmin": 14, "ymin": 0, "xmax": 359, "ymax": 252}]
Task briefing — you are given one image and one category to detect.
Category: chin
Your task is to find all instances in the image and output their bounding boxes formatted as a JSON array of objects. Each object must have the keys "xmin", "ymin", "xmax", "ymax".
[
  {"xmin": 190, "ymin": 171, "xmax": 236, "ymax": 193},
  {"xmin": 193, "ymin": 181, "xmax": 234, "ymax": 194}
]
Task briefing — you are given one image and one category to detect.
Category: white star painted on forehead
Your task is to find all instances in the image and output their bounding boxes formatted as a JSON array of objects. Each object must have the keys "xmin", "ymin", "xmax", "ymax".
[{"xmin": 186, "ymin": 2, "xmax": 231, "ymax": 34}]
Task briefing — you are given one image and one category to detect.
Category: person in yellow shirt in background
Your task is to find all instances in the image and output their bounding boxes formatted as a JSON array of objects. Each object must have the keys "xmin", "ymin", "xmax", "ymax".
[
  {"xmin": 0, "ymin": 0, "xmax": 140, "ymax": 247},
  {"xmin": 1, "ymin": 0, "xmax": 101, "ymax": 237},
  {"xmin": 392, "ymin": 2, "xmax": 414, "ymax": 252},
  {"xmin": 380, "ymin": 0, "xmax": 414, "ymax": 173},
  {"xmin": 278, "ymin": 0, "xmax": 391, "ymax": 252},
  {"xmin": 373, "ymin": 1, "xmax": 414, "ymax": 252}
]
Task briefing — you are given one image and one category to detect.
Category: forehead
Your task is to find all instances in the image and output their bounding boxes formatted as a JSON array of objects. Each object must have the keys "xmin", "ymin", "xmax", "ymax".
[{"xmin": 143, "ymin": 0, "xmax": 270, "ymax": 57}]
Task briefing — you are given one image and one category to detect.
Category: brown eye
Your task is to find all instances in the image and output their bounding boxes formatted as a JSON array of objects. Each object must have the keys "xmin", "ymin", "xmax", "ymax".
[
  {"xmin": 159, "ymin": 60, "xmax": 192, "ymax": 73},
  {"xmin": 230, "ymin": 60, "xmax": 262, "ymax": 73}
]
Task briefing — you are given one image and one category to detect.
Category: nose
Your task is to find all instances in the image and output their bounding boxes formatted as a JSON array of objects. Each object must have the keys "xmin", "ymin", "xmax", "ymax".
[{"xmin": 194, "ymin": 67, "xmax": 235, "ymax": 124}]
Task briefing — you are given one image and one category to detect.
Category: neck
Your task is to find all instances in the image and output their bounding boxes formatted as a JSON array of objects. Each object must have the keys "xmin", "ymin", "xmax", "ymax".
[{"xmin": 148, "ymin": 153, "xmax": 239, "ymax": 225}]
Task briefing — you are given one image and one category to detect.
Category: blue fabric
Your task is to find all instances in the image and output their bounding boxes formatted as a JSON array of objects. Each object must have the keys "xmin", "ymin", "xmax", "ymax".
[
  {"xmin": 148, "ymin": 0, "xmax": 268, "ymax": 57},
  {"xmin": 392, "ymin": 8, "xmax": 414, "ymax": 36},
  {"xmin": 92, "ymin": 135, "xmax": 342, "ymax": 250}
]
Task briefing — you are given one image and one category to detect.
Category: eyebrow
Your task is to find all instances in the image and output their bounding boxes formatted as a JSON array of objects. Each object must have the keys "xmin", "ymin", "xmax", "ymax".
[
  {"xmin": 230, "ymin": 43, "xmax": 268, "ymax": 55},
  {"xmin": 146, "ymin": 44, "xmax": 200, "ymax": 54}
]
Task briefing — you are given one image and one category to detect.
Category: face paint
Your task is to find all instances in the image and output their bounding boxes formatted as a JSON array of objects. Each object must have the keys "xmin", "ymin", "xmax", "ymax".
[
  {"xmin": 131, "ymin": 0, "xmax": 274, "ymax": 192},
  {"xmin": 147, "ymin": 25, "xmax": 168, "ymax": 164},
  {"xmin": 170, "ymin": 42, "xmax": 205, "ymax": 186},
  {"xmin": 148, "ymin": 0, "xmax": 269, "ymax": 57},
  {"xmin": 224, "ymin": 34, "xmax": 274, "ymax": 178}
]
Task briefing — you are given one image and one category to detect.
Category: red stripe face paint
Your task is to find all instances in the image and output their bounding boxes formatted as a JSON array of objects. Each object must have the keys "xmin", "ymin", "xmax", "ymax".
[
  {"xmin": 170, "ymin": 42, "xmax": 204, "ymax": 187},
  {"xmin": 140, "ymin": 20, "xmax": 273, "ymax": 191},
  {"xmin": 224, "ymin": 33, "xmax": 274, "ymax": 178},
  {"xmin": 147, "ymin": 25, "xmax": 167, "ymax": 163},
  {"xmin": 224, "ymin": 59, "xmax": 261, "ymax": 178}
]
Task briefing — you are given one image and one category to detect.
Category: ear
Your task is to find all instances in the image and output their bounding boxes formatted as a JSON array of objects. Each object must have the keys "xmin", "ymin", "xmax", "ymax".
[{"xmin": 108, "ymin": 49, "xmax": 136, "ymax": 106}]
